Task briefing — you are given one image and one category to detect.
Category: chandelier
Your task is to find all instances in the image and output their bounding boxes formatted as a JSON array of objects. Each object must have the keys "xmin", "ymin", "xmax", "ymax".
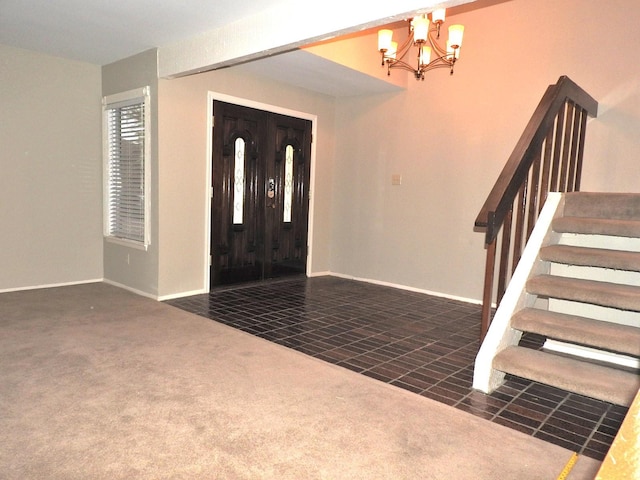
[{"xmin": 377, "ymin": 8, "xmax": 464, "ymax": 80}]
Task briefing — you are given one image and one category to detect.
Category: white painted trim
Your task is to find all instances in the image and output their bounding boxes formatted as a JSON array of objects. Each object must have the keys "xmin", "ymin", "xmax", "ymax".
[
  {"xmin": 308, "ymin": 270, "xmax": 331, "ymax": 278},
  {"xmin": 306, "ymin": 119, "xmax": 318, "ymax": 278},
  {"xmin": 103, "ymin": 86, "xmax": 152, "ymax": 249},
  {"xmin": 104, "ymin": 236, "xmax": 149, "ymax": 251},
  {"xmin": 102, "ymin": 86, "xmax": 148, "ymax": 106},
  {"xmin": 544, "ymin": 339, "xmax": 640, "ymax": 370},
  {"xmin": 473, "ymin": 192, "xmax": 563, "ymax": 393},
  {"xmin": 103, "ymin": 279, "xmax": 158, "ymax": 300},
  {"xmin": 0, "ymin": 278, "xmax": 103, "ymax": 294},
  {"xmin": 158, "ymin": 288, "xmax": 208, "ymax": 302},
  {"xmin": 327, "ymin": 271, "xmax": 482, "ymax": 305},
  {"xmin": 208, "ymin": 92, "xmax": 318, "ymax": 123},
  {"xmin": 204, "ymin": 91, "xmax": 215, "ymax": 292},
  {"xmin": 205, "ymin": 91, "xmax": 319, "ymax": 292}
]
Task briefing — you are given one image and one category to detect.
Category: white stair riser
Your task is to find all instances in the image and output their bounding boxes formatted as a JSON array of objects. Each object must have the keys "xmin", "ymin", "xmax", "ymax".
[
  {"xmin": 548, "ymin": 298, "xmax": 640, "ymax": 327},
  {"xmin": 474, "ymin": 192, "xmax": 640, "ymax": 402},
  {"xmin": 543, "ymin": 339, "xmax": 640, "ymax": 369},
  {"xmin": 548, "ymin": 263, "xmax": 640, "ymax": 286},
  {"xmin": 558, "ymin": 233, "xmax": 640, "ymax": 252}
]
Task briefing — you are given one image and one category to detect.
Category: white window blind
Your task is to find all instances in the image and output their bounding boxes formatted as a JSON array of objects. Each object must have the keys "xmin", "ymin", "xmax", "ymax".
[{"xmin": 103, "ymin": 87, "xmax": 150, "ymax": 248}]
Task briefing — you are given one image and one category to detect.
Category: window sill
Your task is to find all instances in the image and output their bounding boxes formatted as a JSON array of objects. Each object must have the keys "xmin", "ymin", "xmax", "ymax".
[{"xmin": 104, "ymin": 236, "xmax": 149, "ymax": 251}]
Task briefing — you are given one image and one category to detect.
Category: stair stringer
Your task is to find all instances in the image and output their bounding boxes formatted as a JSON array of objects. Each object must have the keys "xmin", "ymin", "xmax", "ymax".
[{"xmin": 473, "ymin": 192, "xmax": 564, "ymax": 393}]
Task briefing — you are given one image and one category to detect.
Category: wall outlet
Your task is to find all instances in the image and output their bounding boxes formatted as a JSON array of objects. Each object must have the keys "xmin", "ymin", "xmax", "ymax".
[{"xmin": 391, "ymin": 174, "xmax": 402, "ymax": 186}]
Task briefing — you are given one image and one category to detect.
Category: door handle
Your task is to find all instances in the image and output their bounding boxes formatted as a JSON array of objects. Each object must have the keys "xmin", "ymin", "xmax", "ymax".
[{"xmin": 267, "ymin": 178, "xmax": 276, "ymax": 208}]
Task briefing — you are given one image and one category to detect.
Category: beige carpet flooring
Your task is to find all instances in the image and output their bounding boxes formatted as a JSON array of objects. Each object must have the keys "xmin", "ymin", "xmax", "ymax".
[{"xmin": 0, "ymin": 283, "xmax": 602, "ymax": 479}]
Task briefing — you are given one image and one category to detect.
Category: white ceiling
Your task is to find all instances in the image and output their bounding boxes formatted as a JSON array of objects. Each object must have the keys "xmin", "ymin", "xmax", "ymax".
[
  {"xmin": 0, "ymin": 0, "xmax": 402, "ymax": 96},
  {"xmin": 232, "ymin": 50, "xmax": 403, "ymax": 98},
  {"xmin": 0, "ymin": 0, "xmax": 492, "ymax": 97},
  {"xmin": 0, "ymin": 0, "xmax": 288, "ymax": 65}
]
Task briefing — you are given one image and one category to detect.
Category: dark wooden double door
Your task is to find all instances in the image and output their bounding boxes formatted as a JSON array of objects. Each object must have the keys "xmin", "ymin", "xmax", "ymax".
[{"xmin": 211, "ymin": 101, "xmax": 312, "ymax": 287}]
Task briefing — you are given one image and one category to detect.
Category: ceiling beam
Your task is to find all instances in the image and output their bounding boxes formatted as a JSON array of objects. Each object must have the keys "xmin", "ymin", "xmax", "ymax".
[{"xmin": 158, "ymin": 0, "xmax": 475, "ymax": 78}]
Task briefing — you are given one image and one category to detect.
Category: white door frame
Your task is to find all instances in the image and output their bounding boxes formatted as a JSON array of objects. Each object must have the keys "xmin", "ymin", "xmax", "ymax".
[{"xmin": 204, "ymin": 91, "xmax": 318, "ymax": 291}]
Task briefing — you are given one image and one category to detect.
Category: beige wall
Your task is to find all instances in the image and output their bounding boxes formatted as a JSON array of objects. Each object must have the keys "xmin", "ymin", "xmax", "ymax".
[
  {"xmin": 4, "ymin": 0, "xmax": 639, "ymax": 302},
  {"xmin": 329, "ymin": 0, "xmax": 640, "ymax": 301},
  {"xmin": 102, "ymin": 49, "xmax": 160, "ymax": 296},
  {"xmin": 157, "ymin": 68, "xmax": 337, "ymax": 298},
  {"xmin": 0, "ymin": 44, "xmax": 102, "ymax": 291}
]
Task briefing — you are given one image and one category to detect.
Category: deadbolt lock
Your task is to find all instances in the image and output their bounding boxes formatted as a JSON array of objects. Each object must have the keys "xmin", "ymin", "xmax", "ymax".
[{"xmin": 267, "ymin": 178, "xmax": 275, "ymax": 199}]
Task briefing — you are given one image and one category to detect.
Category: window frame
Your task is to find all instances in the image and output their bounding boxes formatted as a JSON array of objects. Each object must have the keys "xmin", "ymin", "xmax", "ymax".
[{"xmin": 102, "ymin": 86, "xmax": 151, "ymax": 250}]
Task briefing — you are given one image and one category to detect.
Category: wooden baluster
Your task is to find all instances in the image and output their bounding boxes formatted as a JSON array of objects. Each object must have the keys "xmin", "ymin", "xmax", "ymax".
[
  {"xmin": 550, "ymin": 104, "xmax": 566, "ymax": 191},
  {"xmin": 574, "ymin": 109, "xmax": 588, "ymax": 192},
  {"xmin": 480, "ymin": 239, "xmax": 497, "ymax": 341},
  {"xmin": 527, "ymin": 149, "xmax": 542, "ymax": 238},
  {"xmin": 512, "ymin": 181, "xmax": 527, "ymax": 274},
  {"xmin": 474, "ymin": 77, "xmax": 598, "ymax": 342},
  {"xmin": 559, "ymin": 102, "xmax": 575, "ymax": 191},
  {"xmin": 566, "ymin": 106, "xmax": 581, "ymax": 191},
  {"xmin": 498, "ymin": 207, "xmax": 513, "ymax": 303},
  {"xmin": 540, "ymin": 129, "xmax": 554, "ymax": 208}
]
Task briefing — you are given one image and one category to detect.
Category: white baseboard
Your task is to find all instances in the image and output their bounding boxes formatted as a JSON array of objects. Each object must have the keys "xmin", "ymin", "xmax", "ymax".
[
  {"xmin": 2, "ymin": 273, "xmax": 481, "ymax": 308},
  {"xmin": 0, "ymin": 278, "xmax": 103, "ymax": 294},
  {"xmin": 326, "ymin": 271, "xmax": 482, "ymax": 305},
  {"xmin": 158, "ymin": 289, "xmax": 208, "ymax": 301},
  {"xmin": 102, "ymin": 279, "xmax": 158, "ymax": 300},
  {"xmin": 308, "ymin": 270, "xmax": 331, "ymax": 278}
]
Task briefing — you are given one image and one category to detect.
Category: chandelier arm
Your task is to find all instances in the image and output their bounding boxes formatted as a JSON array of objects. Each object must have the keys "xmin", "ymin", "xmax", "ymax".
[
  {"xmin": 377, "ymin": 11, "xmax": 463, "ymax": 80},
  {"xmin": 421, "ymin": 60, "xmax": 454, "ymax": 73},
  {"xmin": 386, "ymin": 59, "xmax": 420, "ymax": 74},
  {"xmin": 420, "ymin": 55, "xmax": 457, "ymax": 76},
  {"xmin": 394, "ymin": 34, "xmax": 415, "ymax": 63},
  {"xmin": 428, "ymin": 29, "xmax": 448, "ymax": 57},
  {"xmin": 431, "ymin": 51, "xmax": 456, "ymax": 65}
]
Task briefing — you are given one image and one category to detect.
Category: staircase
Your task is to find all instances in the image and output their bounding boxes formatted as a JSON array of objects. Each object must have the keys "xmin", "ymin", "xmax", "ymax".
[{"xmin": 474, "ymin": 192, "xmax": 640, "ymax": 407}]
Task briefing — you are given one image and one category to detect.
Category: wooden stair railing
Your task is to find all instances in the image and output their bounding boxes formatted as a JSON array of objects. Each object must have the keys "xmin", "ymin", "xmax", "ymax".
[{"xmin": 475, "ymin": 76, "xmax": 598, "ymax": 341}]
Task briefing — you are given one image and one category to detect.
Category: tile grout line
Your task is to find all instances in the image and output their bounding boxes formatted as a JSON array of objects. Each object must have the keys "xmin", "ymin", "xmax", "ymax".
[
  {"xmin": 167, "ymin": 278, "xmax": 620, "ymax": 461},
  {"xmin": 577, "ymin": 403, "xmax": 613, "ymax": 457}
]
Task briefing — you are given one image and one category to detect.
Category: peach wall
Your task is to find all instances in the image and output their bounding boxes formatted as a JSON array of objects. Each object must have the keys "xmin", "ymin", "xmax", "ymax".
[
  {"xmin": 152, "ymin": 0, "xmax": 640, "ymax": 301},
  {"xmin": 329, "ymin": 0, "xmax": 640, "ymax": 301}
]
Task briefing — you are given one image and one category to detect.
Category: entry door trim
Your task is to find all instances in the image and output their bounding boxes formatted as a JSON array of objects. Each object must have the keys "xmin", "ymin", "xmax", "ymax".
[{"xmin": 205, "ymin": 91, "xmax": 318, "ymax": 292}]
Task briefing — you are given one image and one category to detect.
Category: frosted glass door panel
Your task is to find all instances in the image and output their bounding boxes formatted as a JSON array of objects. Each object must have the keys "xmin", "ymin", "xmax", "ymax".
[
  {"xmin": 283, "ymin": 144, "xmax": 294, "ymax": 223},
  {"xmin": 233, "ymin": 137, "xmax": 245, "ymax": 225}
]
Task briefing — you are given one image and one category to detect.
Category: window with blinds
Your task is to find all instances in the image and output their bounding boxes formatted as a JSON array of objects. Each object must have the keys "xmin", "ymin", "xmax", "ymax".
[{"xmin": 103, "ymin": 87, "xmax": 150, "ymax": 248}]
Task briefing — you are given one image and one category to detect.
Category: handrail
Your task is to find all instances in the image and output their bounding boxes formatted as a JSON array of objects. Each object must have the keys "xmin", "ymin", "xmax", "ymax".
[
  {"xmin": 475, "ymin": 76, "xmax": 598, "ymax": 340},
  {"xmin": 476, "ymin": 76, "xmax": 598, "ymax": 242}
]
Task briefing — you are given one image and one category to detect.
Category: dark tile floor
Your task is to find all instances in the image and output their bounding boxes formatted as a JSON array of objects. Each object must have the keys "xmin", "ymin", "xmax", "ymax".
[{"xmin": 166, "ymin": 276, "xmax": 629, "ymax": 461}]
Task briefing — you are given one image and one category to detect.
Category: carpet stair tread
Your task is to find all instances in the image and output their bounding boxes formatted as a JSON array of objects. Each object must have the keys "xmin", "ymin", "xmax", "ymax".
[
  {"xmin": 527, "ymin": 274, "xmax": 640, "ymax": 312},
  {"xmin": 511, "ymin": 308, "xmax": 640, "ymax": 357},
  {"xmin": 493, "ymin": 346, "xmax": 640, "ymax": 406},
  {"xmin": 552, "ymin": 216, "xmax": 640, "ymax": 237},
  {"xmin": 563, "ymin": 192, "xmax": 640, "ymax": 220},
  {"xmin": 540, "ymin": 244, "xmax": 640, "ymax": 272}
]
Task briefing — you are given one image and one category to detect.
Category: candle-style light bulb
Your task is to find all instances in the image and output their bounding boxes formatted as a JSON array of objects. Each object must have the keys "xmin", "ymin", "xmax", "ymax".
[
  {"xmin": 431, "ymin": 8, "xmax": 445, "ymax": 24},
  {"xmin": 448, "ymin": 24, "xmax": 464, "ymax": 49},
  {"xmin": 388, "ymin": 41, "xmax": 398, "ymax": 60},
  {"xmin": 378, "ymin": 29, "xmax": 393, "ymax": 52},
  {"xmin": 420, "ymin": 45, "xmax": 432, "ymax": 66},
  {"xmin": 412, "ymin": 15, "xmax": 429, "ymax": 43}
]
